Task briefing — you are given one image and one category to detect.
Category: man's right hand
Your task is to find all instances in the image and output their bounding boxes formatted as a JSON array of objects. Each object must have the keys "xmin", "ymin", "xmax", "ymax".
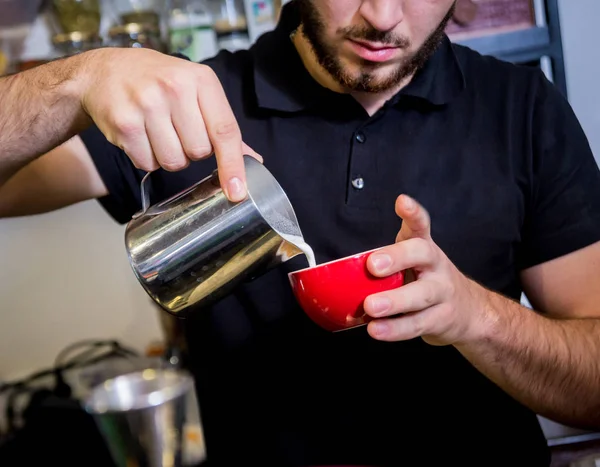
[{"xmin": 78, "ymin": 47, "xmax": 260, "ymax": 202}]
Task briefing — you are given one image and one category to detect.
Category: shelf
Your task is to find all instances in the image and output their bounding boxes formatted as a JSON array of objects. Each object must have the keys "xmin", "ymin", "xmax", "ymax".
[{"xmin": 450, "ymin": 25, "xmax": 550, "ymax": 58}]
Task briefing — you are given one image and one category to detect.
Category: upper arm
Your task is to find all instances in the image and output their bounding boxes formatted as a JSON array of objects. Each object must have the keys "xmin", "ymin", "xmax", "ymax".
[
  {"xmin": 0, "ymin": 135, "xmax": 108, "ymax": 218},
  {"xmin": 521, "ymin": 241, "xmax": 600, "ymax": 319},
  {"xmin": 517, "ymin": 72, "xmax": 600, "ymax": 319}
]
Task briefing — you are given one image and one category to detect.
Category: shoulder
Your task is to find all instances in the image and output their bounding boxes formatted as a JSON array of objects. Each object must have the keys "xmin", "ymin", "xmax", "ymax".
[
  {"xmin": 452, "ymin": 42, "xmax": 542, "ymax": 83},
  {"xmin": 195, "ymin": 44, "xmax": 261, "ymax": 116},
  {"xmin": 199, "ymin": 38, "xmax": 264, "ymax": 92},
  {"xmin": 449, "ymin": 42, "xmax": 573, "ymax": 139},
  {"xmin": 451, "ymin": 42, "xmax": 552, "ymax": 106},
  {"xmin": 201, "ymin": 48, "xmax": 253, "ymax": 80}
]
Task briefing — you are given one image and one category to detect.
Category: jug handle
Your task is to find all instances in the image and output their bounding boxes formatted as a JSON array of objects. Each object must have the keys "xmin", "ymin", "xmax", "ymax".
[{"xmin": 132, "ymin": 172, "xmax": 153, "ymax": 220}]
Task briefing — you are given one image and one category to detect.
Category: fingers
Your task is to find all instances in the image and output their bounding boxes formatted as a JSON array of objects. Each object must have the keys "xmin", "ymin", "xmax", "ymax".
[
  {"xmin": 102, "ymin": 112, "xmax": 159, "ymax": 172},
  {"xmin": 366, "ymin": 304, "xmax": 447, "ymax": 342},
  {"xmin": 364, "ymin": 279, "xmax": 444, "ymax": 318},
  {"xmin": 395, "ymin": 194, "xmax": 431, "ymax": 242},
  {"xmin": 171, "ymin": 93, "xmax": 213, "ymax": 162},
  {"xmin": 145, "ymin": 110, "xmax": 189, "ymax": 172},
  {"xmin": 197, "ymin": 69, "xmax": 246, "ymax": 202},
  {"xmin": 367, "ymin": 237, "xmax": 436, "ymax": 277}
]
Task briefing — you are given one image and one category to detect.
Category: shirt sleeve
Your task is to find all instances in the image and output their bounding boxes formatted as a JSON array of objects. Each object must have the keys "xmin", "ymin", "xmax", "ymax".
[
  {"xmin": 518, "ymin": 71, "xmax": 600, "ymax": 269},
  {"xmin": 79, "ymin": 123, "xmax": 146, "ymax": 224}
]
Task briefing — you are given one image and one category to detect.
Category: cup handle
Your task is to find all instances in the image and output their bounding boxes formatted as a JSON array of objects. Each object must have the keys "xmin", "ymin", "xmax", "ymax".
[{"xmin": 132, "ymin": 172, "xmax": 153, "ymax": 220}]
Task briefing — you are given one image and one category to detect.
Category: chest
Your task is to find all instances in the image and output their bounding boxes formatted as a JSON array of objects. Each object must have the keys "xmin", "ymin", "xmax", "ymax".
[{"xmin": 239, "ymin": 104, "xmax": 528, "ymax": 292}]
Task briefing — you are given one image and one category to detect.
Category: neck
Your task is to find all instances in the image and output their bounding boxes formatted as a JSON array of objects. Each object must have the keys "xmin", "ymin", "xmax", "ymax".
[{"xmin": 292, "ymin": 25, "xmax": 414, "ymax": 116}]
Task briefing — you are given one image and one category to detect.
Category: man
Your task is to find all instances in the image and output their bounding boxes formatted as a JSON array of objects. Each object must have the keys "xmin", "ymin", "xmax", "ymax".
[{"xmin": 1, "ymin": 0, "xmax": 600, "ymax": 465}]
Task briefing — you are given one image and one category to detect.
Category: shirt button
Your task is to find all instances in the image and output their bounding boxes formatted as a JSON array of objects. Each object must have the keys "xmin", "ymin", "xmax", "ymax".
[
  {"xmin": 355, "ymin": 132, "xmax": 366, "ymax": 143},
  {"xmin": 352, "ymin": 177, "xmax": 365, "ymax": 190}
]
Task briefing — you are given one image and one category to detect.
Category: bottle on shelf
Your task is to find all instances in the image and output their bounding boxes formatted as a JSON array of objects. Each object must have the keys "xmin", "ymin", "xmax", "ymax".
[
  {"xmin": 51, "ymin": 0, "xmax": 102, "ymax": 35},
  {"xmin": 107, "ymin": 22, "xmax": 164, "ymax": 51},
  {"xmin": 167, "ymin": 0, "xmax": 219, "ymax": 62},
  {"xmin": 106, "ymin": 0, "xmax": 163, "ymax": 27},
  {"xmin": 49, "ymin": 0, "xmax": 103, "ymax": 57},
  {"xmin": 208, "ymin": 0, "xmax": 251, "ymax": 52}
]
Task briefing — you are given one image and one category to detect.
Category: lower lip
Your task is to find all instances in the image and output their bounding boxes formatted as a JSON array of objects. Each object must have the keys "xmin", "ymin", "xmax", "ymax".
[{"xmin": 348, "ymin": 40, "xmax": 398, "ymax": 62}]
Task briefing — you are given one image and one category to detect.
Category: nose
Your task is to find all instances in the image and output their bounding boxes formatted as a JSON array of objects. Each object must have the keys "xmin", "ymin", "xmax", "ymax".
[{"xmin": 359, "ymin": 0, "xmax": 404, "ymax": 31}]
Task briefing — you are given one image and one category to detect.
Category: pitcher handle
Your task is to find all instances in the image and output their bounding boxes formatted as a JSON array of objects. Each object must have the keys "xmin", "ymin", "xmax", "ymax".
[{"xmin": 132, "ymin": 172, "xmax": 153, "ymax": 220}]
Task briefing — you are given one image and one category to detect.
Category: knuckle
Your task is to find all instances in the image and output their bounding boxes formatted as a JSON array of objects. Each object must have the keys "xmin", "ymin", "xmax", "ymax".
[
  {"xmin": 197, "ymin": 64, "xmax": 217, "ymax": 82},
  {"xmin": 213, "ymin": 120, "xmax": 240, "ymax": 140},
  {"xmin": 423, "ymin": 239, "xmax": 437, "ymax": 261},
  {"xmin": 217, "ymin": 160, "xmax": 242, "ymax": 180},
  {"xmin": 439, "ymin": 302, "xmax": 454, "ymax": 319},
  {"xmin": 160, "ymin": 156, "xmax": 189, "ymax": 172},
  {"xmin": 411, "ymin": 312, "xmax": 426, "ymax": 337},
  {"xmin": 444, "ymin": 280, "xmax": 456, "ymax": 300},
  {"xmin": 186, "ymin": 145, "xmax": 213, "ymax": 160},
  {"xmin": 423, "ymin": 283, "xmax": 437, "ymax": 307},
  {"xmin": 159, "ymin": 73, "xmax": 186, "ymax": 98},
  {"xmin": 120, "ymin": 149, "xmax": 155, "ymax": 172},
  {"xmin": 136, "ymin": 88, "xmax": 164, "ymax": 113},
  {"xmin": 112, "ymin": 116, "xmax": 144, "ymax": 140},
  {"xmin": 138, "ymin": 160, "xmax": 158, "ymax": 172},
  {"xmin": 389, "ymin": 292, "xmax": 402, "ymax": 312}
]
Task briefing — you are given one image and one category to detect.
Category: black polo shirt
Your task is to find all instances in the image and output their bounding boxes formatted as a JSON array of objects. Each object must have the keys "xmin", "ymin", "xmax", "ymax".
[{"xmin": 80, "ymin": 2, "xmax": 600, "ymax": 466}]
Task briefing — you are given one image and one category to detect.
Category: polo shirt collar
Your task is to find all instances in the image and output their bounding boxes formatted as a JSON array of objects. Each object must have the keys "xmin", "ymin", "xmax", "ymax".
[
  {"xmin": 396, "ymin": 36, "xmax": 466, "ymax": 106},
  {"xmin": 251, "ymin": 0, "xmax": 466, "ymax": 112}
]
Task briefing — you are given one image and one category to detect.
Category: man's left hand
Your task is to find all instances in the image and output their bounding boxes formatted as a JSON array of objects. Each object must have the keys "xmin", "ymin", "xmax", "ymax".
[{"xmin": 364, "ymin": 195, "xmax": 493, "ymax": 345}]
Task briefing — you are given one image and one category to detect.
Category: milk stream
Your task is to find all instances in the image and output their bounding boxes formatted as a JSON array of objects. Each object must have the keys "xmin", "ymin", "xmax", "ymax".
[
  {"xmin": 264, "ymin": 209, "xmax": 317, "ymax": 268},
  {"xmin": 280, "ymin": 233, "xmax": 317, "ymax": 269}
]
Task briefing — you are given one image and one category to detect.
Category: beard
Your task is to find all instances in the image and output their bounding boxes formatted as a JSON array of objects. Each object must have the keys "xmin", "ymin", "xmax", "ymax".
[{"xmin": 297, "ymin": 0, "xmax": 456, "ymax": 93}]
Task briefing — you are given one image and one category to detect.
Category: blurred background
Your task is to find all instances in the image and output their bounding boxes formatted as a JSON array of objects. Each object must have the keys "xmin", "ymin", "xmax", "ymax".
[{"xmin": 0, "ymin": 0, "xmax": 598, "ymax": 466}]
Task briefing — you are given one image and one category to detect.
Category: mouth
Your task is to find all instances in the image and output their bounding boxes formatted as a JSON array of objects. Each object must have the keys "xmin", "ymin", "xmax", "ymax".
[{"xmin": 347, "ymin": 39, "xmax": 400, "ymax": 63}]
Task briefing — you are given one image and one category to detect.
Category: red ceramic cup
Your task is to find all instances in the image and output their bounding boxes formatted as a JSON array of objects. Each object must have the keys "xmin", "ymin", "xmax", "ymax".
[{"xmin": 288, "ymin": 248, "xmax": 405, "ymax": 332}]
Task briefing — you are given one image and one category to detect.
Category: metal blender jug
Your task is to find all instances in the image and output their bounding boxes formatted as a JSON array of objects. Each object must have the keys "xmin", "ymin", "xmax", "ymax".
[
  {"xmin": 124, "ymin": 155, "xmax": 306, "ymax": 317},
  {"xmin": 83, "ymin": 368, "xmax": 197, "ymax": 467}
]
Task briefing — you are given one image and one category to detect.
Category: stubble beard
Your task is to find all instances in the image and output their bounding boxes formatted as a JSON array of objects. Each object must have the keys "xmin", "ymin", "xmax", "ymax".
[{"xmin": 297, "ymin": 0, "xmax": 457, "ymax": 93}]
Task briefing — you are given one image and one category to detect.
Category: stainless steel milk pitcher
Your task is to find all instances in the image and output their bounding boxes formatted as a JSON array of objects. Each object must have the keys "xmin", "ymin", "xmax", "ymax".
[{"xmin": 124, "ymin": 155, "xmax": 305, "ymax": 317}]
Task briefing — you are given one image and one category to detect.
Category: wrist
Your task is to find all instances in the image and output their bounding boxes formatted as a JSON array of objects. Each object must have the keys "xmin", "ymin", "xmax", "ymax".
[
  {"xmin": 460, "ymin": 279, "xmax": 502, "ymax": 346},
  {"xmin": 71, "ymin": 49, "xmax": 102, "ymax": 118}
]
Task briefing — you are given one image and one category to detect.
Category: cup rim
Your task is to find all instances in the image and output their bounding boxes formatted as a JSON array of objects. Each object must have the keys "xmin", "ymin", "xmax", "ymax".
[
  {"xmin": 288, "ymin": 246, "xmax": 383, "ymax": 276},
  {"xmin": 83, "ymin": 368, "xmax": 194, "ymax": 414}
]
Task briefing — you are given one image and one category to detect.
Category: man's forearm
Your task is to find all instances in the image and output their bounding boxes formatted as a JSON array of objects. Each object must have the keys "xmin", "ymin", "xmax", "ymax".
[
  {"xmin": 457, "ymin": 289, "xmax": 600, "ymax": 429},
  {"xmin": 0, "ymin": 54, "xmax": 93, "ymax": 185}
]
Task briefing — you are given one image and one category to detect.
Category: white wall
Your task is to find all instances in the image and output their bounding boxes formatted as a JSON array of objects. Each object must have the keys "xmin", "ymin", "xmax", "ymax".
[
  {"xmin": 536, "ymin": 0, "xmax": 600, "ymax": 441},
  {"xmin": 0, "ymin": 201, "xmax": 162, "ymax": 382},
  {"xmin": 557, "ymin": 0, "xmax": 600, "ymax": 164}
]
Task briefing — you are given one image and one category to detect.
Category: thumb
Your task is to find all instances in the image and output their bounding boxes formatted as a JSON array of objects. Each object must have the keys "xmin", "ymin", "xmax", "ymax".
[
  {"xmin": 395, "ymin": 194, "xmax": 431, "ymax": 242},
  {"xmin": 242, "ymin": 142, "xmax": 263, "ymax": 163}
]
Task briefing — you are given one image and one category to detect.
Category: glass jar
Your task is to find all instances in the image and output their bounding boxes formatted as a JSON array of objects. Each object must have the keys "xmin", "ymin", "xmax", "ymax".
[
  {"xmin": 108, "ymin": 22, "xmax": 164, "ymax": 51},
  {"xmin": 168, "ymin": 0, "xmax": 219, "ymax": 62},
  {"xmin": 0, "ymin": 49, "xmax": 8, "ymax": 76},
  {"xmin": 52, "ymin": 0, "xmax": 102, "ymax": 35},
  {"xmin": 107, "ymin": 0, "xmax": 163, "ymax": 27},
  {"xmin": 209, "ymin": 0, "xmax": 248, "ymax": 35},
  {"xmin": 52, "ymin": 31, "xmax": 103, "ymax": 56}
]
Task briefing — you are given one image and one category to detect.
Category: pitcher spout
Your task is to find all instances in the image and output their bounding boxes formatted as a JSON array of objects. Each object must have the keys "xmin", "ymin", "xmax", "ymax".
[{"xmin": 277, "ymin": 239, "xmax": 305, "ymax": 262}]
